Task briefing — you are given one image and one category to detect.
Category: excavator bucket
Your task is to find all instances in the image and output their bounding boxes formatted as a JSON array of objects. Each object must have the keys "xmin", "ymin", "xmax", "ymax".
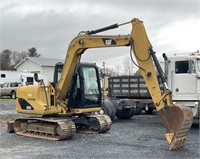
[{"xmin": 157, "ymin": 105, "xmax": 193, "ymax": 150}]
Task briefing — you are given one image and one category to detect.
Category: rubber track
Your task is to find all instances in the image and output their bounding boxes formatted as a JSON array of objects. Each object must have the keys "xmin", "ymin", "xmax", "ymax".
[{"xmin": 13, "ymin": 118, "xmax": 76, "ymax": 140}]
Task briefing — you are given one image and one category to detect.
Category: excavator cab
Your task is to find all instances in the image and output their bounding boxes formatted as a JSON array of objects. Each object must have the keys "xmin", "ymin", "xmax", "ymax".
[{"xmin": 53, "ymin": 62, "xmax": 102, "ymax": 109}]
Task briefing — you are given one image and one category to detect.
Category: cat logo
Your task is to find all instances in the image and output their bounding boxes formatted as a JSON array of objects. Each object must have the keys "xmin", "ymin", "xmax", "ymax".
[
  {"xmin": 26, "ymin": 106, "xmax": 32, "ymax": 110},
  {"xmin": 102, "ymin": 38, "xmax": 116, "ymax": 45}
]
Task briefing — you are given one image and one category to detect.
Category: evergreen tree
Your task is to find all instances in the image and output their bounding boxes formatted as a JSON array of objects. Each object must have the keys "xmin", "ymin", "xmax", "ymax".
[{"xmin": 27, "ymin": 47, "xmax": 40, "ymax": 57}]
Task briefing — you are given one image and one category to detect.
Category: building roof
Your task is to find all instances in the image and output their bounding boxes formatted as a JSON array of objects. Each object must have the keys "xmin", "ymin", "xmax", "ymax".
[{"xmin": 15, "ymin": 57, "xmax": 64, "ymax": 68}]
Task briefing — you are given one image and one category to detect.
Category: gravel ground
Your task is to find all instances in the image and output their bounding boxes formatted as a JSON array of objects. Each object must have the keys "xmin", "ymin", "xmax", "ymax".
[{"xmin": 0, "ymin": 99, "xmax": 199, "ymax": 159}]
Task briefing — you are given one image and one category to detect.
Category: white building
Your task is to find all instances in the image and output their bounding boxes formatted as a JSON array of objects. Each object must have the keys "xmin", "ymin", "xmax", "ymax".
[{"xmin": 15, "ymin": 57, "xmax": 64, "ymax": 82}]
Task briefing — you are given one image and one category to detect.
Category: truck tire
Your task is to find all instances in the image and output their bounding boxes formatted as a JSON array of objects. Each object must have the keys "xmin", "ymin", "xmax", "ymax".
[
  {"xmin": 102, "ymin": 98, "xmax": 116, "ymax": 121},
  {"xmin": 11, "ymin": 91, "xmax": 16, "ymax": 99},
  {"xmin": 116, "ymin": 108, "xmax": 134, "ymax": 119},
  {"xmin": 134, "ymin": 107, "xmax": 142, "ymax": 115},
  {"xmin": 145, "ymin": 107, "xmax": 154, "ymax": 114}
]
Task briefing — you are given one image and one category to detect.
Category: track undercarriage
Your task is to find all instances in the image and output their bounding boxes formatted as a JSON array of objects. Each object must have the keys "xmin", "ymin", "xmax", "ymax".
[{"xmin": 8, "ymin": 114, "xmax": 112, "ymax": 140}]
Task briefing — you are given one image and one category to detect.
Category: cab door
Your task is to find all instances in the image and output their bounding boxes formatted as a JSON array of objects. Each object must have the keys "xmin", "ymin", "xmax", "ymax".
[
  {"xmin": 80, "ymin": 64, "xmax": 102, "ymax": 108},
  {"xmin": 172, "ymin": 60, "xmax": 197, "ymax": 99}
]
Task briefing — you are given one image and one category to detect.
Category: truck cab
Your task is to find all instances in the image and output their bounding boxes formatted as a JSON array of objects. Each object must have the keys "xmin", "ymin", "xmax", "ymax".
[{"xmin": 164, "ymin": 53, "xmax": 200, "ymax": 118}]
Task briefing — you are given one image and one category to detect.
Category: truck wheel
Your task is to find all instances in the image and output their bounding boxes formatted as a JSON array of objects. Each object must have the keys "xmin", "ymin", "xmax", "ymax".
[
  {"xmin": 11, "ymin": 91, "xmax": 16, "ymax": 99},
  {"xmin": 102, "ymin": 98, "xmax": 116, "ymax": 121},
  {"xmin": 145, "ymin": 107, "xmax": 154, "ymax": 114},
  {"xmin": 134, "ymin": 107, "xmax": 142, "ymax": 115},
  {"xmin": 116, "ymin": 108, "xmax": 134, "ymax": 119}
]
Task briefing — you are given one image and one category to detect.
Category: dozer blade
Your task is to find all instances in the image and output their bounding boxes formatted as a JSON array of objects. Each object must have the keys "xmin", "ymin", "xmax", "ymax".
[{"xmin": 157, "ymin": 105, "xmax": 193, "ymax": 151}]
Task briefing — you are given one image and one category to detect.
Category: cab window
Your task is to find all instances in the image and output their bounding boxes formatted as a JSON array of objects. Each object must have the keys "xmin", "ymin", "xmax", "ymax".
[{"xmin": 175, "ymin": 61, "xmax": 189, "ymax": 74}]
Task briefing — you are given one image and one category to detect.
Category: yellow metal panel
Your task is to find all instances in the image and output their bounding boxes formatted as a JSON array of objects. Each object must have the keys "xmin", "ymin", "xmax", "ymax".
[{"xmin": 16, "ymin": 85, "xmax": 61, "ymax": 115}]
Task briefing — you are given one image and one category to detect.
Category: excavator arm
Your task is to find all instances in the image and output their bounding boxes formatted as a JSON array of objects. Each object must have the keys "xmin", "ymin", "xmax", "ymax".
[
  {"xmin": 130, "ymin": 19, "xmax": 193, "ymax": 150},
  {"xmin": 56, "ymin": 18, "xmax": 193, "ymax": 150}
]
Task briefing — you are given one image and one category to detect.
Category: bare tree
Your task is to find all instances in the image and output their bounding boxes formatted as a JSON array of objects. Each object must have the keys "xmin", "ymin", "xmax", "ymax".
[
  {"xmin": 123, "ymin": 56, "xmax": 136, "ymax": 75},
  {"xmin": 0, "ymin": 50, "xmax": 29, "ymax": 70},
  {"xmin": 11, "ymin": 51, "xmax": 27, "ymax": 65},
  {"xmin": 100, "ymin": 66, "xmax": 118, "ymax": 77},
  {"xmin": 106, "ymin": 67, "xmax": 118, "ymax": 76},
  {"xmin": 114, "ymin": 63, "xmax": 121, "ymax": 76},
  {"xmin": 0, "ymin": 50, "xmax": 14, "ymax": 70}
]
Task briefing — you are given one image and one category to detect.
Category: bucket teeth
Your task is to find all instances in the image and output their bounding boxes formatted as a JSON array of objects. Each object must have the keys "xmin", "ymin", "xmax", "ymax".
[{"xmin": 169, "ymin": 137, "xmax": 186, "ymax": 151}]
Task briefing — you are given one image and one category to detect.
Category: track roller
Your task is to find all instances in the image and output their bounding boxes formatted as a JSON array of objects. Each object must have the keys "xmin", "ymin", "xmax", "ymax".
[
  {"xmin": 74, "ymin": 114, "xmax": 112, "ymax": 133},
  {"xmin": 12, "ymin": 118, "xmax": 76, "ymax": 140}
]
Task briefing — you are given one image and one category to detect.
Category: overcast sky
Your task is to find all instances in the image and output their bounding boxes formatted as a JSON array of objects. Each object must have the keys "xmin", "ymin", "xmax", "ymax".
[{"xmin": 0, "ymin": 0, "xmax": 199, "ymax": 69}]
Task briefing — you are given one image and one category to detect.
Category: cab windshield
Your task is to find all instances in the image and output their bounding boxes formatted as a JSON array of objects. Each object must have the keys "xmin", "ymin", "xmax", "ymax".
[{"xmin": 82, "ymin": 67, "xmax": 100, "ymax": 106}]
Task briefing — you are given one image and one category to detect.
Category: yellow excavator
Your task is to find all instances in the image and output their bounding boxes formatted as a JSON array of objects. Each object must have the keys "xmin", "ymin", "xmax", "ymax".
[{"xmin": 8, "ymin": 18, "xmax": 193, "ymax": 150}]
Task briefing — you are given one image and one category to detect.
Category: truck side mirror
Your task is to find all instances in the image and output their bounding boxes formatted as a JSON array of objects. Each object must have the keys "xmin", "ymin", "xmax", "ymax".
[{"xmin": 189, "ymin": 60, "xmax": 195, "ymax": 74}]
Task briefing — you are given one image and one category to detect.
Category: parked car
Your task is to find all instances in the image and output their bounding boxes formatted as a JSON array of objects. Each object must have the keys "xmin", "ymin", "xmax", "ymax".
[{"xmin": 0, "ymin": 82, "xmax": 22, "ymax": 99}]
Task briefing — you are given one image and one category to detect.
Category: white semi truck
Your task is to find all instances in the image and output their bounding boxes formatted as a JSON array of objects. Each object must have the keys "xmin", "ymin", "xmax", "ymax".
[
  {"xmin": 107, "ymin": 52, "xmax": 200, "ymax": 119},
  {"xmin": 162, "ymin": 52, "xmax": 200, "ymax": 118}
]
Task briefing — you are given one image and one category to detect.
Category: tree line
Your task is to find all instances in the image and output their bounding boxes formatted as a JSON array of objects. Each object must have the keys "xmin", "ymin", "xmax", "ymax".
[
  {"xmin": 0, "ymin": 47, "xmax": 40, "ymax": 70},
  {"xmin": 0, "ymin": 47, "xmax": 137, "ymax": 76},
  {"xmin": 100, "ymin": 56, "xmax": 137, "ymax": 77}
]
